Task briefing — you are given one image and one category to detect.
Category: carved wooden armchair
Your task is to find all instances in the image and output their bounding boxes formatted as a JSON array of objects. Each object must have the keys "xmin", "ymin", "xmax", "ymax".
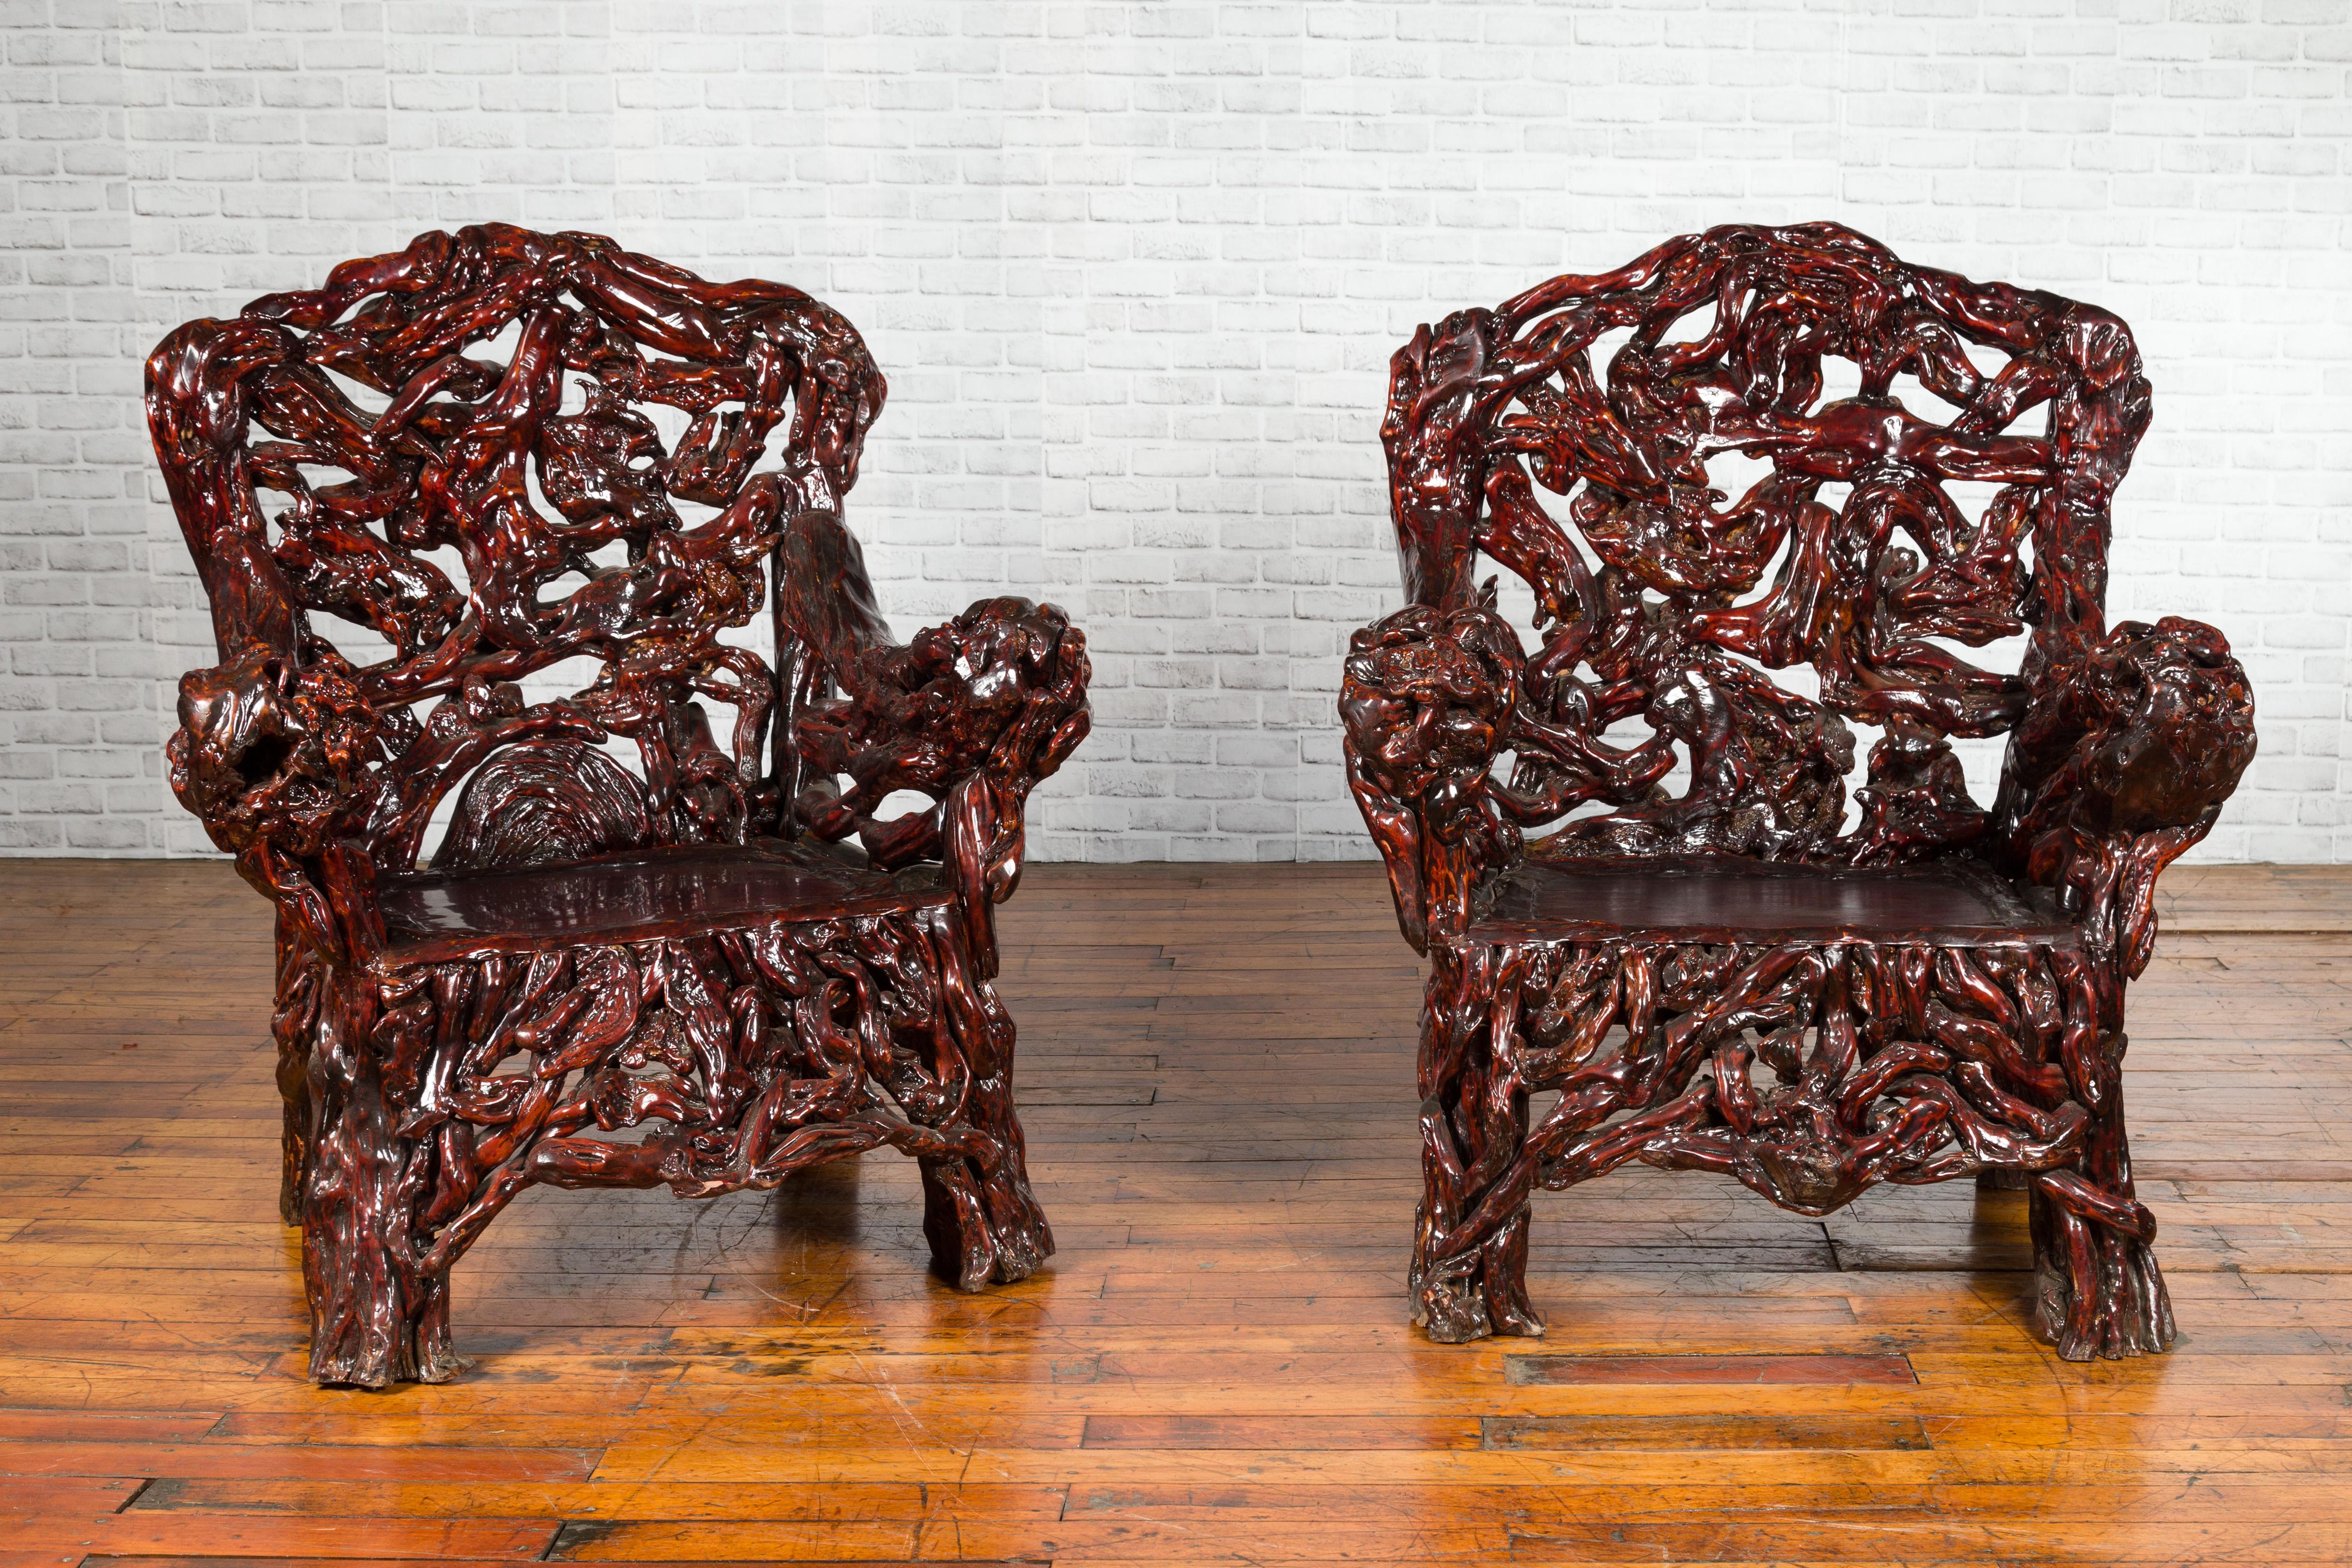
[
  {"xmin": 148, "ymin": 226, "xmax": 1089, "ymax": 1387},
  {"xmin": 1342, "ymin": 223, "xmax": 2256, "ymax": 1361}
]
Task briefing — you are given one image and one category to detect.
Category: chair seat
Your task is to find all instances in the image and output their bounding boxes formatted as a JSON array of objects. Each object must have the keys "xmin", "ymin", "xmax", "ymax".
[
  {"xmin": 1464, "ymin": 852, "xmax": 2073, "ymax": 947},
  {"xmin": 380, "ymin": 839, "xmax": 946, "ymax": 960}
]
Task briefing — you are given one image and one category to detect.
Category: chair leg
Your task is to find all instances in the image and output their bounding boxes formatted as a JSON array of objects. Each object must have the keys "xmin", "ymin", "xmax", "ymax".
[
  {"xmin": 919, "ymin": 1133, "xmax": 1053, "ymax": 1293},
  {"xmin": 1412, "ymin": 1197, "xmax": 1541, "ymax": 1344},
  {"xmin": 921, "ymin": 980, "xmax": 1053, "ymax": 1290},
  {"xmin": 920, "ymin": 1157, "xmax": 999, "ymax": 1291},
  {"xmin": 1411, "ymin": 947, "xmax": 1543, "ymax": 1343},
  {"xmin": 296, "ymin": 965, "xmax": 464, "ymax": 1389},
  {"xmin": 274, "ymin": 1033, "xmax": 311, "ymax": 1227},
  {"xmin": 270, "ymin": 926, "xmax": 319, "ymax": 1227},
  {"xmin": 2029, "ymin": 1077, "xmax": 2176, "ymax": 1361}
]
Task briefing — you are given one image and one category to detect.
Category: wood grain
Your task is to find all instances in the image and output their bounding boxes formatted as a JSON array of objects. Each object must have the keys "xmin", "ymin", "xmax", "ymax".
[
  {"xmin": 1502, "ymin": 1353, "xmax": 1919, "ymax": 1385},
  {"xmin": 2, "ymin": 858, "xmax": 2349, "ymax": 1565}
]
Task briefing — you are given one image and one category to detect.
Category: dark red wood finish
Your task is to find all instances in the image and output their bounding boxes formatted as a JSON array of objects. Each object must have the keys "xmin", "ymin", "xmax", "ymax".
[
  {"xmin": 1341, "ymin": 223, "xmax": 2256, "ymax": 1359},
  {"xmin": 149, "ymin": 226, "xmax": 1090, "ymax": 1386}
]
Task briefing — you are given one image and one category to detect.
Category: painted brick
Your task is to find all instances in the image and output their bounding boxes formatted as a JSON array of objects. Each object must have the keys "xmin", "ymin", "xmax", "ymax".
[{"xmin": 0, "ymin": 0, "xmax": 2344, "ymax": 862}]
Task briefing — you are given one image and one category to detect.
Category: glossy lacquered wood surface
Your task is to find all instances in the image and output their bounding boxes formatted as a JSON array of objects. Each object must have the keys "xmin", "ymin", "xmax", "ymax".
[
  {"xmin": 149, "ymin": 231, "xmax": 1093, "ymax": 1385},
  {"xmin": 1469, "ymin": 854, "xmax": 2068, "ymax": 945},
  {"xmin": 3, "ymin": 858, "xmax": 2350, "ymax": 1566},
  {"xmin": 377, "ymin": 840, "xmax": 946, "ymax": 961},
  {"xmin": 1341, "ymin": 227, "xmax": 2257, "ymax": 1355}
]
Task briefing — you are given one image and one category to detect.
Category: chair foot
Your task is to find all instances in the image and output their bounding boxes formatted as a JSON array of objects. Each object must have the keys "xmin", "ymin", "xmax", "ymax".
[
  {"xmin": 300, "ymin": 1142, "xmax": 464, "ymax": 1389},
  {"xmin": 307, "ymin": 1306, "xmax": 470, "ymax": 1391},
  {"xmin": 288, "ymin": 964, "xmax": 472, "ymax": 1390},
  {"xmin": 1412, "ymin": 1207, "xmax": 1544, "ymax": 1343},
  {"xmin": 2029, "ymin": 1173, "xmax": 2177, "ymax": 1361},
  {"xmin": 922, "ymin": 1155, "xmax": 1053, "ymax": 1290}
]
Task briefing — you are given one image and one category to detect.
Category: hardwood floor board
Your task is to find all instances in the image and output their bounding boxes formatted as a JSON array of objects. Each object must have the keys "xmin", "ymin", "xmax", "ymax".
[
  {"xmin": 1492, "ymin": 1521, "xmax": 2352, "ymax": 1564},
  {"xmin": 3, "ymin": 1515, "xmax": 558, "ymax": 1560},
  {"xmin": 0, "ymin": 1411, "xmax": 226, "ymax": 1442},
  {"xmin": 0, "ymin": 1476, "xmax": 148, "ymax": 1512},
  {"xmin": 589, "ymin": 1441, "xmax": 2352, "ymax": 1487},
  {"xmin": 653, "ymin": 1323, "xmax": 1898, "ymax": 1357},
  {"xmin": 0, "ymin": 1441, "xmax": 600, "ymax": 1482},
  {"xmin": 2156, "ymin": 865, "xmax": 2352, "ymax": 931},
  {"xmin": 14, "ymin": 1366, "xmax": 2344, "ymax": 1425},
  {"xmin": 167, "ymin": 1405, "xmax": 2352, "ymax": 1460},
  {"xmin": 1503, "ymin": 1352, "xmax": 1916, "ymax": 1385},
  {"xmin": 193, "ymin": 1411, "xmax": 1081, "ymax": 1450},
  {"xmin": 114, "ymin": 1486, "xmax": 2352, "ymax": 1561},
  {"xmin": 520, "ymin": 1512, "xmax": 2352, "ymax": 1563},
  {"xmin": 123, "ymin": 1479, "xmax": 1073, "ymax": 1522},
  {"xmin": 0, "ymin": 1257, "xmax": 2306, "ymax": 1311},
  {"xmin": 1915, "ymin": 1412, "xmax": 2352, "ymax": 1447},
  {"xmin": 589, "ymin": 1374, "xmax": 2352, "ymax": 1424},
  {"xmin": 1842, "ymin": 1292, "xmax": 2352, "ymax": 1331},
  {"xmin": 73, "ymin": 1561, "xmax": 1007, "ymax": 1568},
  {"xmin": 3, "ymin": 860, "xmax": 2349, "ymax": 1565},
  {"xmin": 547, "ymin": 1519, "xmax": 925, "ymax": 1559},
  {"xmin": 1055, "ymin": 1478, "xmax": 2352, "ymax": 1520}
]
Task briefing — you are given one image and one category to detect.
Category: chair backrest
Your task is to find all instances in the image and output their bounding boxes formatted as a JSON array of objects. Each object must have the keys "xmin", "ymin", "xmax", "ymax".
[
  {"xmin": 149, "ymin": 225, "xmax": 889, "ymax": 888},
  {"xmin": 1372, "ymin": 220, "xmax": 2151, "ymax": 864}
]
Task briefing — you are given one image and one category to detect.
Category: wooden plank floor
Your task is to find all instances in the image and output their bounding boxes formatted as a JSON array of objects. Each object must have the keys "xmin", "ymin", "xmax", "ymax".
[{"xmin": 1, "ymin": 859, "xmax": 2350, "ymax": 1567}]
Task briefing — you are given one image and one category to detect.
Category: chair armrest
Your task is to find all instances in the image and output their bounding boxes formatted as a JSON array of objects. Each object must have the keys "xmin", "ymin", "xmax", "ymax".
[
  {"xmin": 167, "ymin": 644, "xmax": 394, "ymax": 964},
  {"xmin": 170, "ymin": 645, "xmax": 627, "ymax": 965},
  {"xmin": 1338, "ymin": 603, "xmax": 1528, "ymax": 954},
  {"xmin": 1993, "ymin": 616, "xmax": 2257, "ymax": 979},
  {"xmin": 777, "ymin": 514, "xmax": 1089, "ymax": 972}
]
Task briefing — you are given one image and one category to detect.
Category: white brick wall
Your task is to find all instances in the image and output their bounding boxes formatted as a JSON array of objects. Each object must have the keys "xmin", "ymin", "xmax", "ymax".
[{"xmin": 3, "ymin": 0, "xmax": 2345, "ymax": 862}]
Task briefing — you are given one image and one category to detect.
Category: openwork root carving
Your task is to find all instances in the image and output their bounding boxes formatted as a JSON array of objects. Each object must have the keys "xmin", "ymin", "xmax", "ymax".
[
  {"xmin": 1340, "ymin": 602, "xmax": 1526, "ymax": 952},
  {"xmin": 1413, "ymin": 1207, "xmax": 1542, "ymax": 1345},
  {"xmin": 2000, "ymin": 617, "xmax": 2258, "ymax": 985},
  {"xmin": 1414, "ymin": 935, "xmax": 2167, "ymax": 1359},
  {"xmin": 148, "ymin": 224, "xmax": 896, "ymax": 875},
  {"xmin": 169, "ymin": 644, "xmax": 385, "ymax": 858},
  {"xmin": 283, "ymin": 908, "xmax": 1047, "ymax": 1387},
  {"xmin": 1411, "ymin": 947, "xmax": 1546, "ymax": 1341},
  {"xmin": 301, "ymin": 962, "xmax": 466, "ymax": 1388},
  {"xmin": 152, "ymin": 231, "xmax": 1084, "ymax": 1388},
  {"xmin": 2001, "ymin": 617, "xmax": 2257, "ymax": 851},
  {"xmin": 1842, "ymin": 719, "xmax": 1988, "ymax": 864},
  {"xmin": 433, "ymin": 740, "xmax": 652, "ymax": 874},
  {"xmin": 1355, "ymin": 225, "xmax": 2247, "ymax": 1364},
  {"xmin": 793, "ymin": 596, "xmax": 1090, "ymax": 973},
  {"xmin": 795, "ymin": 597, "xmax": 1091, "ymax": 865},
  {"xmin": 169, "ymin": 644, "xmax": 391, "ymax": 962},
  {"xmin": 1354, "ymin": 221, "xmax": 2141, "ymax": 897}
]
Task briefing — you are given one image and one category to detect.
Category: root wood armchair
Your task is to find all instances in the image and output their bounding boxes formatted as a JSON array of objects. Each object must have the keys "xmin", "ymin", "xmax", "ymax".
[
  {"xmin": 149, "ymin": 226, "xmax": 1089, "ymax": 1387},
  {"xmin": 1340, "ymin": 223, "xmax": 2255, "ymax": 1360}
]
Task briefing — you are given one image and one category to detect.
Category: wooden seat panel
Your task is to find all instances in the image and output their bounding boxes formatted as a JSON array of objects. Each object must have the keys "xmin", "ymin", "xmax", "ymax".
[
  {"xmin": 380, "ymin": 841, "xmax": 946, "ymax": 959},
  {"xmin": 1469, "ymin": 854, "xmax": 2072, "ymax": 947}
]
